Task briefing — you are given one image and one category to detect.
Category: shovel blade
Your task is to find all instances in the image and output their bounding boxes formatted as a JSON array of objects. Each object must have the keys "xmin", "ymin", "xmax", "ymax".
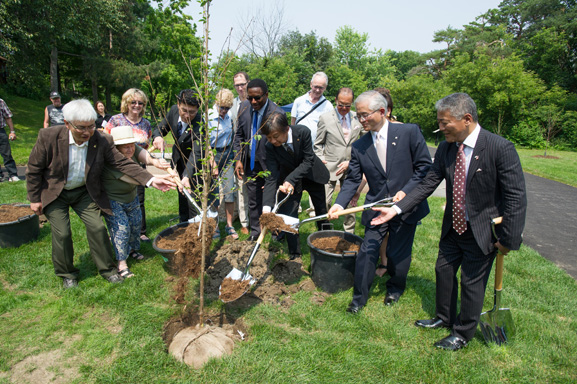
[
  {"xmin": 479, "ymin": 307, "xmax": 514, "ymax": 345},
  {"xmin": 276, "ymin": 214, "xmax": 300, "ymax": 232},
  {"xmin": 219, "ymin": 268, "xmax": 256, "ymax": 303}
]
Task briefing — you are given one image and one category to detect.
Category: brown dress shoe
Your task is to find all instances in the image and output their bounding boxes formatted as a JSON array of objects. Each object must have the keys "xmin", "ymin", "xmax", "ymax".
[{"xmin": 240, "ymin": 227, "xmax": 249, "ymax": 235}]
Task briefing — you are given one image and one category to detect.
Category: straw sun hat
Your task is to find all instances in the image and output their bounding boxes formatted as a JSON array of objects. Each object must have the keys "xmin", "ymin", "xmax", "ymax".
[{"xmin": 110, "ymin": 126, "xmax": 137, "ymax": 145}]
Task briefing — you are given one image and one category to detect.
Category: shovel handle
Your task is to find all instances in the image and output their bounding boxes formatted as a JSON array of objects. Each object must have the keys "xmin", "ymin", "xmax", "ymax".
[
  {"xmin": 166, "ymin": 167, "xmax": 184, "ymax": 190},
  {"xmin": 492, "ymin": 216, "xmax": 504, "ymax": 291},
  {"xmin": 495, "ymin": 251, "xmax": 504, "ymax": 291}
]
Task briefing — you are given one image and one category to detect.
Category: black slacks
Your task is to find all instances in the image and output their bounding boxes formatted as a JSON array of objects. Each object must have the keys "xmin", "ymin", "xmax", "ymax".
[{"xmin": 436, "ymin": 226, "xmax": 496, "ymax": 341}]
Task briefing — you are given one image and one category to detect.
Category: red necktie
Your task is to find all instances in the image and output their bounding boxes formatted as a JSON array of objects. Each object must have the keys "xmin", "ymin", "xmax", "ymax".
[{"xmin": 453, "ymin": 143, "xmax": 467, "ymax": 234}]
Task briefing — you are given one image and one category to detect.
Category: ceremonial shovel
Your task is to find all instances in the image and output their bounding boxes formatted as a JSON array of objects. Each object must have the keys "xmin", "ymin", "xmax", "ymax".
[
  {"xmin": 276, "ymin": 197, "xmax": 395, "ymax": 232},
  {"xmin": 220, "ymin": 189, "xmax": 292, "ymax": 303},
  {"xmin": 479, "ymin": 217, "xmax": 515, "ymax": 345}
]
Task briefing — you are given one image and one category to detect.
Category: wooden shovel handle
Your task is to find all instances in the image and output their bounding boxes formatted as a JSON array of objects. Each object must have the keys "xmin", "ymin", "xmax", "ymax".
[
  {"xmin": 335, "ymin": 205, "xmax": 367, "ymax": 216},
  {"xmin": 492, "ymin": 216, "xmax": 504, "ymax": 291},
  {"xmin": 494, "ymin": 251, "xmax": 504, "ymax": 291},
  {"xmin": 166, "ymin": 167, "xmax": 184, "ymax": 190}
]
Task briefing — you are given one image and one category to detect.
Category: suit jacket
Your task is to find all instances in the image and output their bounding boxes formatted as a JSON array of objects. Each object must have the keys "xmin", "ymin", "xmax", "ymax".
[
  {"xmin": 152, "ymin": 104, "xmax": 203, "ymax": 172},
  {"xmin": 335, "ymin": 122, "xmax": 431, "ymax": 227},
  {"xmin": 233, "ymin": 99, "xmax": 284, "ymax": 171},
  {"xmin": 263, "ymin": 125, "xmax": 330, "ymax": 207},
  {"xmin": 314, "ymin": 109, "xmax": 364, "ymax": 181},
  {"xmin": 26, "ymin": 126, "xmax": 153, "ymax": 215},
  {"xmin": 396, "ymin": 127, "xmax": 527, "ymax": 255}
]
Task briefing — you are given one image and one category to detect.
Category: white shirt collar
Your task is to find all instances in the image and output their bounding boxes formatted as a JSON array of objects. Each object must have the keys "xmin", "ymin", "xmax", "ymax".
[{"xmin": 461, "ymin": 123, "xmax": 481, "ymax": 149}]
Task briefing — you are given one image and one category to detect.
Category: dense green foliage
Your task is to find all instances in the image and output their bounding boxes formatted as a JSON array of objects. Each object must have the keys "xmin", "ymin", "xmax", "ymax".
[{"xmin": 2, "ymin": 0, "xmax": 577, "ymax": 148}]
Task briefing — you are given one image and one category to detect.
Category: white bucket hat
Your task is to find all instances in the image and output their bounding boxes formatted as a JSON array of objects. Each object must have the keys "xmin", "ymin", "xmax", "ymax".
[{"xmin": 110, "ymin": 126, "xmax": 137, "ymax": 145}]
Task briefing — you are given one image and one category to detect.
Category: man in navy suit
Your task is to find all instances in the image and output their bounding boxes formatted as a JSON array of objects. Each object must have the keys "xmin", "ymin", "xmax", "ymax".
[
  {"xmin": 262, "ymin": 112, "xmax": 330, "ymax": 259},
  {"xmin": 328, "ymin": 90, "xmax": 432, "ymax": 313},
  {"xmin": 233, "ymin": 79, "xmax": 284, "ymax": 240},
  {"xmin": 371, "ymin": 93, "xmax": 527, "ymax": 350}
]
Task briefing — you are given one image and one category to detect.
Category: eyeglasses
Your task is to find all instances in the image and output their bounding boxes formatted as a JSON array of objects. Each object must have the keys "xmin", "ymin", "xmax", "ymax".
[
  {"xmin": 247, "ymin": 95, "xmax": 264, "ymax": 101},
  {"xmin": 357, "ymin": 110, "xmax": 380, "ymax": 121},
  {"xmin": 130, "ymin": 101, "xmax": 145, "ymax": 106},
  {"xmin": 234, "ymin": 82, "xmax": 247, "ymax": 88},
  {"xmin": 312, "ymin": 86, "xmax": 326, "ymax": 90},
  {"xmin": 337, "ymin": 103, "xmax": 352, "ymax": 109},
  {"xmin": 68, "ymin": 121, "xmax": 96, "ymax": 132}
]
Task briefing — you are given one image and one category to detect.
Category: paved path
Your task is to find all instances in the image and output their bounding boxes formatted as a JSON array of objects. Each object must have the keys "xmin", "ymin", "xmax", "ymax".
[{"xmin": 10, "ymin": 153, "xmax": 577, "ymax": 279}]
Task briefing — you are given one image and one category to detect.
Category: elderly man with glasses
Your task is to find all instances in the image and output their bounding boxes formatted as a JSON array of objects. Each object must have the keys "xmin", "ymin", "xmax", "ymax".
[{"xmin": 26, "ymin": 99, "xmax": 175, "ymax": 289}]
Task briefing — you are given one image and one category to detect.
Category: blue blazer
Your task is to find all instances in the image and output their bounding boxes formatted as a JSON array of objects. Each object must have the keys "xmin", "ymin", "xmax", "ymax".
[{"xmin": 335, "ymin": 123, "xmax": 432, "ymax": 227}]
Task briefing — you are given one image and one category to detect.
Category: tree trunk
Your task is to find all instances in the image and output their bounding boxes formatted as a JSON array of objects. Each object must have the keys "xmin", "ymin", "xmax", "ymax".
[
  {"xmin": 50, "ymin": 46, "xmax": 59, "ymax": 92},
  {"xmin": 105, "ymin": 85, "xmax": 112, "ymax": 113},
  {"xmin": 91, "ymin": 77, "xmax": 98, "ymax": 105}
]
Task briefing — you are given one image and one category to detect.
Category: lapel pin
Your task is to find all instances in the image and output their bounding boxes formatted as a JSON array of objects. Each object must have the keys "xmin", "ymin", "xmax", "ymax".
[
  {"xmin": 395, "ymin": 136, "xmax": 398, "ymax": 139},
  {"xmin": 476, "ymin": 168, "xmax": 482, "ymax": 172},
  {"xmin": 392, "ymin": 142, "xmax": 396, "ymax": 146},
  {"xmin": 475, "ymin": 155, "xmax": 479, "ymax": 160}
]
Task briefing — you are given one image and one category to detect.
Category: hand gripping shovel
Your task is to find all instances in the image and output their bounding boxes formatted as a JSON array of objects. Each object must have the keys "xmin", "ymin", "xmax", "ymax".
[
  {"xmin": 165, "ymin": 167, "xmax": 207, "ymax": 236},
  {"xmin": 276, "ymin": 197, "xmax": 395, "ymax": 232},
  {"xmin": 219, "ymin": 189, "xmax": 292, "ymax": 303},
  {"xmin": 479, "ymin": 217, "xmax": 515, "ymax": 345}
]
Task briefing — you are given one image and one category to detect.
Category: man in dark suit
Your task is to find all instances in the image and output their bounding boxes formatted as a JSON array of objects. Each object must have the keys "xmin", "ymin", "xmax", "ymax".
[
  {"xmin": 233, "ymin": 79, "xmax": 284, "ymax": 240},
  {"xmin": 152, "ymin": 89, "xmax": 202, "ymax": 222},
  {"xmin": 371, "ymin": 93, "xmax": 527, "ymax": 350},
  {"xmin": 328, "ymin": 90, "xmax": 432, "ymax": 313},
  {"xmin": 262, "ymin": 112, "xmax": 330, "ymax": 259},
  {"xmin": 27, "ymin": 99, "xmax": 174, "ymax": 289}
]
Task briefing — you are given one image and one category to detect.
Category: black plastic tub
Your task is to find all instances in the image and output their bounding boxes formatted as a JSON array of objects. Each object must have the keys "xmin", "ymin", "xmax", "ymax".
[
  {"xmin": 0, "ymin": 204, "xmax": 39, "ymax": 248},
  {"xmin": 152, "ymin": 222, "xmax": 191, "ymax": 275},
  {"xmin": 307, "ymin": 230, "xmax": 362, "ymax": 293}
]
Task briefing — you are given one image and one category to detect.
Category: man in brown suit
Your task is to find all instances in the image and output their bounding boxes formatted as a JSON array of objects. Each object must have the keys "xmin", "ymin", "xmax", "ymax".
[{"xmin": 27, "ymin": 99, "xmax": 175, "ymax": 289}]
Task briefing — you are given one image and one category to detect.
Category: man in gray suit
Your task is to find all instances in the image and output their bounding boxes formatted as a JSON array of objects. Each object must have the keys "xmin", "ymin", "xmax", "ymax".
[
  {"xmin": 371, "ymin": 93, "xmax": 527, "ymax": 350},
  {"xmin": 27, "ymin": 99, "xmax": 175, "ymax": 289},
  {"xmin": 231, "ymin": 72, "xmax": 250, "ymax": 235},
  {"xmin": 314, "ymin": 87, "xmax": 364, "ymax": 233}
]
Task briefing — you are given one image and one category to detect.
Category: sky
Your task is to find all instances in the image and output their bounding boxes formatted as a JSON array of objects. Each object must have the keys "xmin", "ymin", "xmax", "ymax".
[{"xmin": 182, "ymin": 0, "xmax": 504, "ymax": 55}]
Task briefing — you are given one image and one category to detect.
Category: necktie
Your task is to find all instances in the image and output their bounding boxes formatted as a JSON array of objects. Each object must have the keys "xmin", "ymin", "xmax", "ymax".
[
  {"xmin": 375, "ymin": 133, "xmax": 387, "ymax": 173},
  {"xmin": 283, "ymin": 143, "xmax": 294, "ymax": 157},
  {"xmin": 177, "ymin": 121, "xmax": 184, "ymax": 137},
  {"xmin": 250, "ymin": 111, "xmax": 258, "ymax": 171},
  {"xmin": 453, "ymin": 143, "xmax": 467, "ymax": 234},
  {"xmin": 342, "ymin": 115, "xmax": 350, "ymax": 142}
]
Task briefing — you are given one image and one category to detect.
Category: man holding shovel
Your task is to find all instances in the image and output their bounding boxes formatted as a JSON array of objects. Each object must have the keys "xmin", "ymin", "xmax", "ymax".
[
  {"xmin": 261, "ymin": 112, "xmax": 330, "ymax": 260},
  {"xmin": 371, "ymin": 93, "xmax": 527, "ymax": 350},
  {"xmin": 328, "ymin": 90, "xmax": 432, "ymax": 313}
]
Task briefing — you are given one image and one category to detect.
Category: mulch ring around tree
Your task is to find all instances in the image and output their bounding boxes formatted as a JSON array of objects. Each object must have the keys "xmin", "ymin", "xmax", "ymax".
[{"xmin": 0, "ymin": 204, "xmax": 34, "ymax": 223}]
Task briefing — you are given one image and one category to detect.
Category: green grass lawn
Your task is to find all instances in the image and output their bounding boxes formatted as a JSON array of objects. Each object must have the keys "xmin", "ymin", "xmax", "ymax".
[{"xmin": 1, "ymin": 182, "xmax": 576, "ymax": 383}]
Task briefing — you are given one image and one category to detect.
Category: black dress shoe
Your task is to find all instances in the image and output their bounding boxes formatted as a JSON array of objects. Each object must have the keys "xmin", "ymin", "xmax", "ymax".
[
  {"xmin": 384, "ymin": 292, "xmax": 401, "ymax": 306},
  {"xmin": 415, "ymin": 317, "xmax": 451, "ymax": 329},
  {"xmin": 247, "ymin": 235, "xmax": 258, "ymax": 242},
  {"xmin": 62, "ymin": 278, "xmax": 78, "ymax": 289},
  {"xmin": 106, "ymin": 274, "xmax": 124, "ymax": 284},
  {"xmin": 434, "ymin": 335, "xmax": 468, "ymax": 351},
  {"xmin": 346, "ymin": 304, "xmax": 363, "ymax": 314}
]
